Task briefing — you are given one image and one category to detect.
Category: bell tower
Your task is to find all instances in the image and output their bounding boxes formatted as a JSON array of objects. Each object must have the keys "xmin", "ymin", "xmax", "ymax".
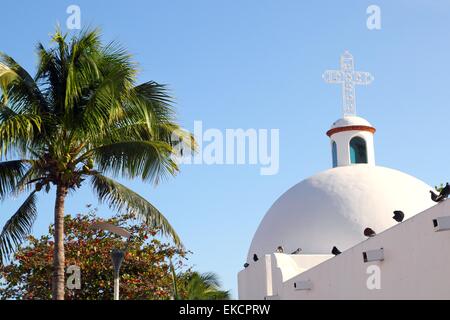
[
  {"xmin": 323, "ymin": 51, "xmax": 375, "ymax": 167},
  {"xmin": 327, "ymin": 116, "xmax": 376, "ymax": 167}
]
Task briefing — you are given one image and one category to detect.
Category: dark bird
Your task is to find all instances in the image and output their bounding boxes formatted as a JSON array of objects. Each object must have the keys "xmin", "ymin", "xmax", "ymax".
[
  {"xmin": 430, "ymin": 190, "xmax": 442, "ymax": 203},
  {"xmin": 393, "ymin": 210, "xmax": 405, "ymax": 223},
  {"xmin": 276, "ymin": 246, "xmax": 284, "ymax": 253},
  {"xmin": 291, "ymin": 248, "xmax": 302, "ymax": 255},
  {"xmin": 331, "ymin": 246, "xmax": 341, "ymax": 256},
  {"xmin": 364, "ymin": 227, "xmax": 376, "ymax": 238},
  {"xmin": 441, "ymin": 183, "xmax": 450, "ymax": 199},
  {"xmin": 244, "ymin": 263, "xmax": 249, "ymax": 268},
  {"xmin": 431, "ymin": 183, "xmax": 450, "ymax": 203},
  {"xmin": 253, "ymin": 254, "xmax": 259, "ymax": 262}
]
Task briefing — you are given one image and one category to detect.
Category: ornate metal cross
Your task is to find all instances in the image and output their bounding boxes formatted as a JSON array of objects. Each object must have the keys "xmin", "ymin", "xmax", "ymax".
[{"xmin": 323, "ymin": 51, "xmax": 374, "ymax": 116}]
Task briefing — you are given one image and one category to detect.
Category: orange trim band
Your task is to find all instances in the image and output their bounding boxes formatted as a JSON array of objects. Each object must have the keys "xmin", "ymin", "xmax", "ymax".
[{"xmin": 326, "ymin": 125, "xmax": 376, "ymax": 137}]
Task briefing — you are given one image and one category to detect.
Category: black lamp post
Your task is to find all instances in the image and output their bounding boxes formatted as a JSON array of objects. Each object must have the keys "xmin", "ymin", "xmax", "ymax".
[{"xmin": 90, "ymin": 221, "xmax": 132, "ymax": 300}]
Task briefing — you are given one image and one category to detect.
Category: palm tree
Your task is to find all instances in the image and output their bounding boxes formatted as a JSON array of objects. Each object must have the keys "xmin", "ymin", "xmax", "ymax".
[
  {"xmin": 0, "ymin": 28, "xmax": 193, "ymax": 300},
  {"xmin": 184, "ymin": 272, "xmax": 230, "ymax": 300}
]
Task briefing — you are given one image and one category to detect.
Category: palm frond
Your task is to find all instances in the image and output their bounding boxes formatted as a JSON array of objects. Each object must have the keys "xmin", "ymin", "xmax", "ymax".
[
  {"xmin": 92, "ymin": 141, "xmax": 178, "ymax": 184},
  {"xmin": 0, "ymin": 191, "xmax": 37, "ymax": 265},
  {"xmin": 0, "ymin": 52, "xmax": 48, "ymax": 113},
  {"xmin": 0, "ymin": 160, "xmax": 29, "ymax": 200},
  {"xmin": 70, "ymin": 47, "xmax": 137, "ymax": 138},
  {"xmin": 0, "ymin": 61, "xmax": 18, "ymax": 96},
  {"xmin": 186, "ymin": 272, "xmax": 230, "ymax": 300},
  {"xmin": 35, "ymin": 43, "xmax": 63, "ymax": 114},
  {"xmin": 0, "ymin": 107, "xmax": 42, "ymax": 157},
  {"xmin": 65, "ymin": 29, "xmax": 103, "ymax": 113},
  {"xmin": 119, "ymin": 82, "xmax": 176, "ymax": 140},
  {"xmin": 131, "ymin": 81, "xmax": 175, "ymax": 120},
  {"xmin": 90, "ymin": 173, "xmax": 181, "ymax": 246}
]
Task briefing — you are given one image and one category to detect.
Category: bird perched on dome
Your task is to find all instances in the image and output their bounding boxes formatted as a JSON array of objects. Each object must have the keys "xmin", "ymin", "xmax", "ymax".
[
  {"xmin": 253, "ymin": 254, "xmax": 259, "ymax": 262},
  {"xmin": 244, "ymin": 263, "xmax": 249, "ymax": 268},
  {"xmin": 364, "ymin": 227, "xmax": 376, "ymax": 238},
  {"xmin": 393, "ymin": 210, "xmax": 405, "ymax": 223},
  {"xmin": 291, "ymin": 248, "xmax": 302, "ymax": 255}
]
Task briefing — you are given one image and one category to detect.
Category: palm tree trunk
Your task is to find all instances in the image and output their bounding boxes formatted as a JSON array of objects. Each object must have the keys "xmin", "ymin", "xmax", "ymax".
[{"xmin": 52, "ymin": 185, "xmax": 68, "ymax": 300}]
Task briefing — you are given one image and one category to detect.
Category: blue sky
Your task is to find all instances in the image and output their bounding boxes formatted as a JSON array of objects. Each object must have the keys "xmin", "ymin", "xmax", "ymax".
[{"xmin": 1, "ymin": 0, "xmax": 450, "ymax": 298}]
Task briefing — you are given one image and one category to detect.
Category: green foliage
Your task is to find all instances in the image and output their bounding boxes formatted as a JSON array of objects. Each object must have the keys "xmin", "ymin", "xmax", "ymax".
[
  {"xmin": 435, "ymin": 183, "xmax": 444, "ymax": 193},
  {"xmin": 0, "ymin": 28, "xmax": 196, "ymax": 264},
  {"xmin": 0, "ymin": 191, "xmax": 37, "ymax": 259},
  {"xmin": 180, "ymin": 271, "xmax": 230, "ymax": 300},
  {"xmin": 0, "ymin": 210, "xmax": 190, "ymax": 300}
]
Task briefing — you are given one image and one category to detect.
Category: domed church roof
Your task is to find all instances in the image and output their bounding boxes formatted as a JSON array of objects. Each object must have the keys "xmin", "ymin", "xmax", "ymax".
[
  {"xmin": 330, "ymin": 116, "xmax": 373, "ymax": 129},
  {"xmin": 247, "ymin": 165, "xmax": 435, "ymax": 261}
]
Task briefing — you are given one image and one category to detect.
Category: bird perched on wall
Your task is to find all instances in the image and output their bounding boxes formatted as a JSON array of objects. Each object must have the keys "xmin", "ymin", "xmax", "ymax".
[
  {"xmin": 253, "ymin": 254, "xmax": 259, "ymax": 262},
  {"xmin": 430, "ymin": 183, "xmax": 450, "ymax": 203},
  {"xmin": 441, "ymin": 183, "xmax": 450, "ymax": 199},
  {"xmin": 276, "ymin": 246, "xmax": 284, "ymax": 253},
  {"xmin": 291, "ymin": 248, "xmax": 302, "ymax": 255},
  {"xmin": 430, "ymin": 190, "xmax": 441, "ymax": 202},
  {"xmin": 393, "ymin": 210, "xmax": 405, "ymax": 223},
  {"xmin": 364, "ymin": 227, "xmax": 376, "ymax": 238},
  {"xmin": 331, "ymin": 246, "xmax": 341, "ymax": 256},
  {"xmin": 244, "ymin": 263, "xmax": 249, "ymax": 268}
]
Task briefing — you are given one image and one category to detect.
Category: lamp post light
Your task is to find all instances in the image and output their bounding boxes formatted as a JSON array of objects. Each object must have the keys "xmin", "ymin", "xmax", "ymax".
[
  {"xmin": 111, "ymin": 248, "xmax": 125, "ymax": 300},
  {"xmin": 90, "ymin": 221, "xmax": 132, "ymax": 301}
]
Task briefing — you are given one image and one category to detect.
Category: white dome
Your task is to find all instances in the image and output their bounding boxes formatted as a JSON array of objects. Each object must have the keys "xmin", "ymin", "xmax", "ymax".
[
  {"xmin": 247, "ymin": 165, "xmax": 435, "ymax": 260},
  {"xmin": 330, "ymin": 116, "xmax": 373, "ymax": 129}
]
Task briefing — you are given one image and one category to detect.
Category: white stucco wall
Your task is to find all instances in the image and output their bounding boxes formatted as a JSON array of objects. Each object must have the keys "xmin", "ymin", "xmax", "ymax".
[
  {"xmin": 238, "ymin": 254, "xmax": 332, "ymax": 299},
  {"xmin": 240, "ymin": 200, "xmax": 450, "ymax": 300},
  {"xmin": 238, "ymin": 255, "xmax": 273, "ymax": 300},
  {"xmin": 277, "ymin": 200, "xmax": 450, "ymax": 299}
]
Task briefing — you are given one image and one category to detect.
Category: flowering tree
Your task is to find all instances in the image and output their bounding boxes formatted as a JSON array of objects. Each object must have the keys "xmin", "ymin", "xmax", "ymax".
[{"xmin": 0, "ymin": 209, "xmax": 190, "ymax": 300}]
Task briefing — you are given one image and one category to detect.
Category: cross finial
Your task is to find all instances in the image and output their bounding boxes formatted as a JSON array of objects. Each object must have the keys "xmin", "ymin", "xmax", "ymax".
[{"xmin": 323, "ymin": 51, "xmax": 374, "ymax": 116}]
